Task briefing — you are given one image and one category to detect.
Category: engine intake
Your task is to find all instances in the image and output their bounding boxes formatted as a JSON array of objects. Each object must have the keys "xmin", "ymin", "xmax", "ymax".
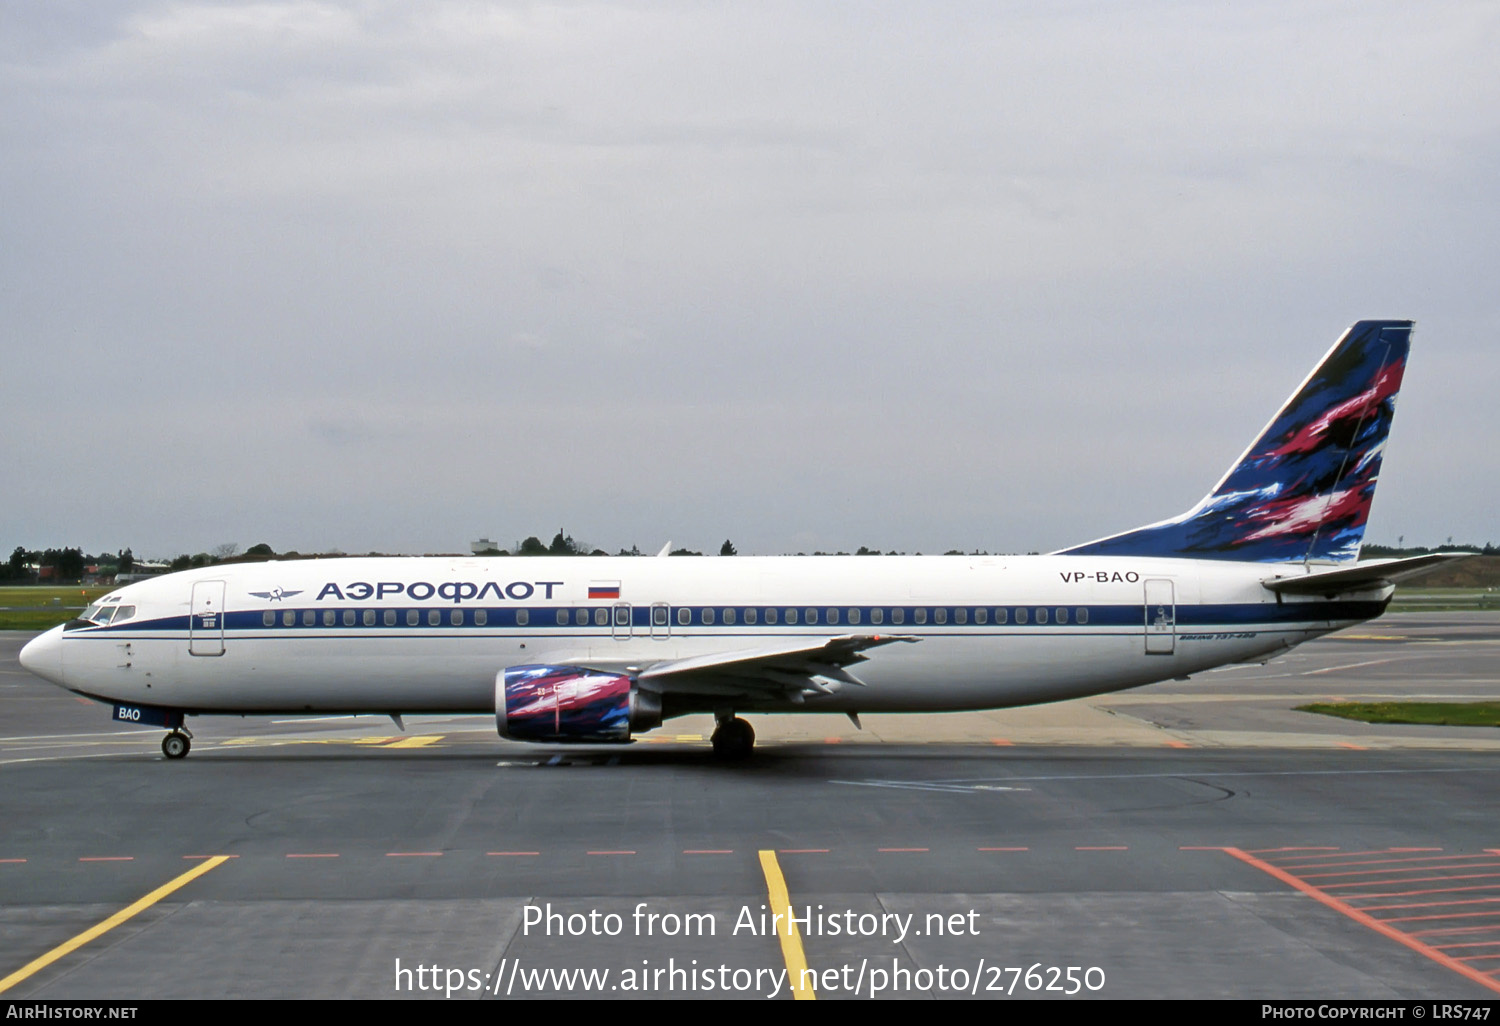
[{"xmin": 496, "ymin": 664, "xmax": 660, "ymax": 743}]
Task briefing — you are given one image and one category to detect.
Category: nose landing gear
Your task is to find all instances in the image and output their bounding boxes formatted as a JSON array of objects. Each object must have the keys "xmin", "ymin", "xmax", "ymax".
[{"xmin": 161, "ymin": 728, "xmax": 193, "ymax": 760}]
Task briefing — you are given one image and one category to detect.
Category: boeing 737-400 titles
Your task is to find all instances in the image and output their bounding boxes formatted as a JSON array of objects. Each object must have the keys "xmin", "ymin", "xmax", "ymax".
[{"xmin": 19, "ymin": 319, "xmax": 1468, "ymax": 759}]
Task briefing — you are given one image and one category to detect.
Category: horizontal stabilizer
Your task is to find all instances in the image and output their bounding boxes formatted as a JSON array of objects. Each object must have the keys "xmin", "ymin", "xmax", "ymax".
[{"xmin": 1262, "ymin": 553, "xmax": 1475, "ymax": 597}]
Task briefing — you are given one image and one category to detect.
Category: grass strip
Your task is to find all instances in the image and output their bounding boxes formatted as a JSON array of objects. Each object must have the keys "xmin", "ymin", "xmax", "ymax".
[{"xmin": 1298, "ymin": 702, "xmax": 1500, "ymax": 727}]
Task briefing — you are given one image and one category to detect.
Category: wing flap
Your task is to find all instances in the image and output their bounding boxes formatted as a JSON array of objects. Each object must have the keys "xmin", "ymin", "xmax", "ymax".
[{"xmin": 638, "ymin": 634, "xmax": 918, "ymax": 695}]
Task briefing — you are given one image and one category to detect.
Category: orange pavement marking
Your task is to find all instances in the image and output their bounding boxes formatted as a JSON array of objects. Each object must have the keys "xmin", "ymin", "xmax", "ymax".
[
  {"xmin": 1356, "ymin": 898, "xmax": 1500, "ymax": 913},
  {"xmin": 1280, "ymin": 854, "xmax": 1496, "ymax": 872},
  {"xmin": 1341, "ymin": 883, "xmax": 1500, "ymax": 901},
  {"xmin": 1413, "ymin": 924, "xmax": 1500, "ymax": 939},
  {"xmin": 1376, "ymin": 911, "xmax": 1500, "ymax": 925},
  {"xmin": 1268, "ymin": 848, "xmax": 1442, "ymax": 862},
  {"xmin": 1323, "ymin": 871, "xmax": 1500, "ymax": 890},
  {"xmin": 1222, "ymin": 847, "xmax": 1500, "ymax": 995},
  {"xmin": 1300, "ymin": 861, "xmax": 1500, "ymax": 881}
]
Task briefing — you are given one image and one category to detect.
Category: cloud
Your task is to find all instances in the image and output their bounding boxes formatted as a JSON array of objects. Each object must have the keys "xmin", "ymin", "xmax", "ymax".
[{"xmin": 3, "ymin": 2, "xmax": 1496, "ymax": 555}]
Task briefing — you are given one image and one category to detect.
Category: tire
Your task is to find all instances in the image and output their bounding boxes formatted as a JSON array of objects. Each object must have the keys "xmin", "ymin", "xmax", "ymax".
[
  {"xmin": 711, "ymin": 718, "xmax": 755, "ymax": 760},
  {"xmin": 162, "ymin": 732, "xmax": 190, "ymax": 759}
]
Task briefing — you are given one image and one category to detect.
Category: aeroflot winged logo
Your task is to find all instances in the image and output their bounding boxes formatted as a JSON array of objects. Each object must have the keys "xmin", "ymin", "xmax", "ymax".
[
  {"xmin": 249, "ymin": 588, "xmax": 303, "ymax": 602},
  {"xmin": 315, "ymin": 580, "xmax": 564, "ymax": 603}
]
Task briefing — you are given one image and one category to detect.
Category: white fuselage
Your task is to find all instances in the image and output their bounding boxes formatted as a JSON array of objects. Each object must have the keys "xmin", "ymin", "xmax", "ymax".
[{"xmin": 20, "ymin": 555, "xmax": 1389, "ymax": 721}]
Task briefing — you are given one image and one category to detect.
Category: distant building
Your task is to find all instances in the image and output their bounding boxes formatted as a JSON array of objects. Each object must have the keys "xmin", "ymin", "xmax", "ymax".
[{"xmin": 471, "ymin": 538, "xmax": 501, "ymax": 554}]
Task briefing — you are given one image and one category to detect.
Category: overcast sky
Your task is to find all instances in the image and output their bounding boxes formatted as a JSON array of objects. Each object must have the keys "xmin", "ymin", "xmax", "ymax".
[{"xmin": 3, "ymin": 1, "xmax": 1496, "ymax": 559}]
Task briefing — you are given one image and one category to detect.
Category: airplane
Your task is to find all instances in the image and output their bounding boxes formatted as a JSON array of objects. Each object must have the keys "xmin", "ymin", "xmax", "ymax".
[{"xmin": 19, "ymin": 319, "xmax": 1470, "ymax": 761}]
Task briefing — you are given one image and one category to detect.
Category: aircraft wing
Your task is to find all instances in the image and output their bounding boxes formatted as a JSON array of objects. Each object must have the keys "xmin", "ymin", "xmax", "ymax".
[
  {"xmin": 1261, "ymin": 552, "xmax": 1475, "ymax": 597},
  {"xmin": 636, "ymin": 634, "xmax": 919, "ymax": 698}
]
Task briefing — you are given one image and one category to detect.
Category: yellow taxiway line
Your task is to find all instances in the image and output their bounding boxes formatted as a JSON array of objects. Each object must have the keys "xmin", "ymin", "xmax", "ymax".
[
  {"xmin": 758, "ymin": 849, "xmax": 816, "ymax": 1000},
  {"xmin": 0, "ymin": 855, "xmax": 231, "ymax": 994}
]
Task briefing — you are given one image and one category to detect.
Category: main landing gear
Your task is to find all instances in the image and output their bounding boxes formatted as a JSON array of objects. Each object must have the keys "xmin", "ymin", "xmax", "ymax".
[
  {"xmin": 711, "ymin": 714, "xmax": 755, "ymax": 761},
  {"xmin": 161, "ymin": 728, "xmax": 192, "ymax": 760}
]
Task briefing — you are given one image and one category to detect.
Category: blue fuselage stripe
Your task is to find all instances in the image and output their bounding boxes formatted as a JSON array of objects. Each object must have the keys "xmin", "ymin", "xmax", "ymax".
[{"xmin": 66, "ymin": 599, "xmax": 1387, "ymax": 637}]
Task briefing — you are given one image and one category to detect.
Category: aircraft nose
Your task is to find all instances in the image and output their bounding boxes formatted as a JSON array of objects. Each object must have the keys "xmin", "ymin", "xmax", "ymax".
[{"xmin": 19, "ymin": 626, "xmax": 65, "ymax": 685}]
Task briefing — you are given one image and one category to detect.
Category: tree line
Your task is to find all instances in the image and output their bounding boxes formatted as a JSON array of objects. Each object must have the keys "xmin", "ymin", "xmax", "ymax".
[{"xmin": 6, "ymin": 535, "xmax": 1492, "ymax": 584}]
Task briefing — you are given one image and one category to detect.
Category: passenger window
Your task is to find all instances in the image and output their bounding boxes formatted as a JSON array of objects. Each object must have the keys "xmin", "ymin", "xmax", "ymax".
[
  {"xmin": 995, "ymin": 607, "xmax": 1007, "ymax": 624},
  {"xmin": 934, "ymin": 608, "xmax": 948, "ymax": 624},
  {"xmin": 805, "ymin": 608, "xmax": 818, "ymax": 625},
  {"xmin": 594, "ymin": 608, "xmax": 608, "ymax": 626},
  {"xmin": 577, "ymin": 609, "xmax": 590, "ymax": 626},
  {"xmin": 955, "ymin": 608, "xmax": 968, "ymax": 624},
  {"xmin": 765, "ymin": 607, "xmax": 778, "ymax": 625},
  {"xmin": 871, "ymin": 608, "xmax": 883, "ymax": 625},
  {"xmin": 1077, "ymin": 607, "xmax": 1089, "ymax": 624},
  {"xmin": 744, "ymin": 608, "xmax": 757, "ymax": 625},
  {"xmin": 702, "ymin": 608, "xmax": 715, "ymax": 625},
  {"xmin": 303, "ymin": 610, "xmax": 315, "ymax": 627},
  {"xmin": 1056, "ymin": 607, "xmax": 1068, "ymax": 624},
  {"xmin": 263, "ymin": 611, "xmax": 275, "ymax": 627},
  {"xmin": 362, "ymin": 609, "xmax": 376, "ymax": 626},
  {"xmin": 723, "ymin": 608, "xmax": 736, "ymax": 625},
  {"xmin": 556, "ymin": 610, "xmax": 568, "ymax": 626},
  {"xmin": 383, "ymin": 609, "xmax": 396, "ymax": 627},
  {"xmin": 677, "ymin": 607, "xmax": 690, "ymax": 626},
  {"xmin": 826, "ymin": 608, "xmax": 839, "ymax": 625},
  {"xmin": 975, "ymin": 608, "xmax": 988, "ymax": 624},
  {"xmin": 654, "ymin": 606, "xmax": 668, "ymax": 626},
  {"xmin": 848, "ymin": 608, "xmax": 860, "ymax": 625},
  {"xmin": 324, "ymin": 610, "xmax": 336, "ymax": 627},
  {"xmin": 285, "ymin": 610, "xmax": 297, "ymax": 627},
  {"xmin": 451, "ymin": 609, "xmax": 464, "ymax": 626},
  {"xmin": 428, "ymin": 610, "xmax": 440, "ymax": 626},
  {"xmin": 891, "ymin": 608, "xmax": 905, "ymax": 625},
  {"xmin": 914, "ymin": 609, "xmax": 928, "ymax": 624},
  {"xmin": 785, "ymin": 608, "xmax": 798, "ymax": 625},
  {"xmin": 614, "ymin": 606, "xmax": 629, "ymax": 626},
  {"xmin": 476, "ymin": 609, "xmax": 489, "ymax": 626},
  {"xmin": 1015, "ymin": 608, "xmax": 1028, "ymax": 625},
  {"xmin": 1036, "ymin": 608, "xmax": 1048, "ymax": 624},
  {"xmin": 407, "ymin": 610, "xmax": 419, "ymax": 627}
]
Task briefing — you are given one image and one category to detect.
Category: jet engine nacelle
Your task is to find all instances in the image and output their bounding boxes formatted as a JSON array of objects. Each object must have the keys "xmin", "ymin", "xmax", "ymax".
[{"xmin": 495, "ymin": 664, "xmax": 662, "ymax": 743}]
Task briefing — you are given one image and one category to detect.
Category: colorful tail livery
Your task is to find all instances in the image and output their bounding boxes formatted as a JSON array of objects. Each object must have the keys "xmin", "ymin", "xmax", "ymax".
[{"xmin": 1061, "ymin": 319, "xmax": 1412, "ymax": 564}]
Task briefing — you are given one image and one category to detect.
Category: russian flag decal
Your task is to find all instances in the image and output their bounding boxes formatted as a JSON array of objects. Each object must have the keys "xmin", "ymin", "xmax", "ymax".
[{"xmin": 589, "ymin": 581, "xmax": 621, "ymax": 600}]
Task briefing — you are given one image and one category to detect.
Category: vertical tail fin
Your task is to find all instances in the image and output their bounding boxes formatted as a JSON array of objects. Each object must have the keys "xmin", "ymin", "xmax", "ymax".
[{"xmin": 1059, "ymin": 319, "xmax": 1413, "ymax": 564}]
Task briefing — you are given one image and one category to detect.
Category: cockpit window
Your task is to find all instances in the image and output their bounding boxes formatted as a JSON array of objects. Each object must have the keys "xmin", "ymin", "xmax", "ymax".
[{"xmin": 76, "ymin": 603, "xmax": 134, "ymax": 626}]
